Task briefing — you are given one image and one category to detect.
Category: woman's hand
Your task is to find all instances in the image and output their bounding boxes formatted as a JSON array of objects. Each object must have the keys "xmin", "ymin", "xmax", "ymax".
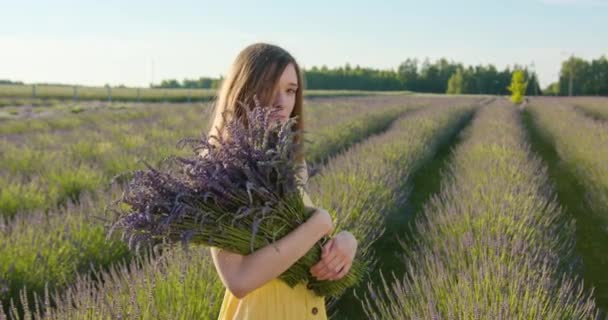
[{"xmin": 309, "ymin": 230, "xmax": 358, "ymax": 281}]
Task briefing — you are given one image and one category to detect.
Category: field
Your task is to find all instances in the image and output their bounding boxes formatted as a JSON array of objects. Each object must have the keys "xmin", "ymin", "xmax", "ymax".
[
  {"xmin": 0, "ymin": 83, "xmax": 410, "ymax": 110},
  {"xmin": 1, "ymin": 94, "xmax": 607, "ymax": 319}
]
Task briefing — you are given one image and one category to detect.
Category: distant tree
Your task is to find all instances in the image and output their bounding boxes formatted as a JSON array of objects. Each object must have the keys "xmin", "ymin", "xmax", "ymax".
[
  {"xmin": 544, "ymin": 82, "xmax": 560, "ymax": 96},
  {"xmin": 508, "ymin": 70, "xmax": 528, "ymax": 104},
  {"xmin": 397, "ymin": 58, "xmax": 419, "ymax": 91},
  {"xmin": 447, "ymin": 69, "xmax": 465, "ymax": 94},
  {"xmin": 212, "ymin": 76, "xmax": 224, "ymax": 89},
  {"xmin": 525, "ymin": 72, "xmax": 542, "ymax": 96},
  {"xmin": 159, "ymin": 79, "xmax": 181, "ymax": 88},
  {"xmin": 0, "ymin": 79, "xmax": 24, "ymax": 85},
  {"xmin": 558, "ymin": 55, "xmax": 608, "ymax": 96}
]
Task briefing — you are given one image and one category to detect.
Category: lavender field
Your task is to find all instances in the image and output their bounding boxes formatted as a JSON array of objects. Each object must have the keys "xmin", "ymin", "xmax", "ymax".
[{"xmin": 1, "ymin": 94, "xmax": 607, "ymax": 319}]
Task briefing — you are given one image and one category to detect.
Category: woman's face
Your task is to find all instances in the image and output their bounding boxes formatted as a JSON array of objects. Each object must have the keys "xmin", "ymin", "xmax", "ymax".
[{"xmin": 269, "ymin": 63, "xmax": 298, "ymax": 124}]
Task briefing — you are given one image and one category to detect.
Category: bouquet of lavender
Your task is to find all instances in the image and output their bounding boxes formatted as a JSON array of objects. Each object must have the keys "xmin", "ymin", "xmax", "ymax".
[{"xmin": 107, "ymin": 102, "xmax": 363, "ymax": 297}]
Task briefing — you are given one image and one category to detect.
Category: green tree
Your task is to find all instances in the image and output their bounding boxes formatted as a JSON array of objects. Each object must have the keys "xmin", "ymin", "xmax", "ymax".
[
  {"xmin": 525, "ymin": 72, "xmax": 542, "ymax": 96},
  {"xmin": 397, "ymin": 58, "xmax": 419, "ymax": 91},
  {"xmin": 446, "ymin": 69, "xmax": 465, "ymax": 94},
  {"xmin": 507, "ymin": 70, "xmax": 528, "ymax": 104},
  {"xmin": 559, "ymin": 56, "xmax": 588, "ymax": 96},
  {"xmin": 544, "ymin": 82, "xmax": 560, "ymax": 96}
]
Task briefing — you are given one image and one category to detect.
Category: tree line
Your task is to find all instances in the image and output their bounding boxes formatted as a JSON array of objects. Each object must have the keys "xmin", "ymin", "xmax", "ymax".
[
  {"xmin": 304, "ymin": 58, "xmax": 545, "ymax": 95},
  {"xmin": 152, "ymin": 77, "xmax": 222, "ymax": 89},
  {"xmin": 544, "ymin": 55, "xmax": 608, "ymax": 96},
  {"xmin": 3, "ymin": 56, "xmax": 605, "ymax": 97},
  {"xmin": 91, "ymin": 55, "xmax": 608, "ymax": 96},
  {"xmin": 155, "ymin": 58, "xmax": 544, "ymax": 95},
  {"xmin": 302, "ymin": 55, "xmax": 606, "ymax": 96}
]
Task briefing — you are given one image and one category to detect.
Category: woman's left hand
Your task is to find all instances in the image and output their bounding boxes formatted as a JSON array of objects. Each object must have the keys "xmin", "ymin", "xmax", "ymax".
[{"xmin": 309, "ymin": 230, "xmax": 358, "ymax": 281}]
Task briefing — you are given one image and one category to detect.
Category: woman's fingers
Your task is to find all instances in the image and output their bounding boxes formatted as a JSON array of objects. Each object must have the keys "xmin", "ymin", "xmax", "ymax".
[
  {"xmin": 309, "ymin": 231, "xmax": 359, "ymax": 281},
  {"xmin": 315, "ymin": 254, "xmax": 344, "ymax": 280},
  {"xmin": 326, "ymin": 254, "xmax": 344, "ymax": 273},
  {"xmin": 322, "ymin": 260, "xmax": 346, "ymax": 280},
  {"xmin": 310, "ymin": 254, "xmax": 329, "ymax": 274},
  {"xmin": 310, "ymin": 240, "xmax": 335, "ymax": 274},
  {"xmin": 310, "ymin": 251, "xmax": 339, "ymax": 279},
  {"xmin": 322, "ymin": 238, "xmax": 333, "ymax": 258},
  {"xmin": 311, "ymin": 250, "xmax": 338, "ymax": 275},
  {"xmin": 332, "ymin": 261, "xmax": 352, "ymax": 280}
]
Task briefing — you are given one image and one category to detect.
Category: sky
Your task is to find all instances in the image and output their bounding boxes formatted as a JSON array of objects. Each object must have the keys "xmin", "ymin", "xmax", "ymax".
[{"xmin": 1, "ymin": 0, "xmax": 606, "ymax": 88}]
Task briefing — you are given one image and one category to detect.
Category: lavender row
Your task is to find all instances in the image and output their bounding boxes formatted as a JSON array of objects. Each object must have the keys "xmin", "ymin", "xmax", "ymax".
[
  {"xmin": 528, "ymin": 98, "xmax": 608, "ymax": 230},
  {"xmin": 0, "ymin": 96, "xmax": 432, "ymax": 318},
  {"xmin": 364, "ymin": 100, "xmax": 598, "ymax": 319},
  {"xmin": 1, "ymin": 98, "xmax": 479, "ymax": 319}
]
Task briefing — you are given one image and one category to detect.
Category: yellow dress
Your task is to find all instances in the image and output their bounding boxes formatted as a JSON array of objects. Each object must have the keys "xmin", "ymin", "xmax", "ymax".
[{"xmin": 216, "ymin": 159, "xmax": 327, "ymax": 320}]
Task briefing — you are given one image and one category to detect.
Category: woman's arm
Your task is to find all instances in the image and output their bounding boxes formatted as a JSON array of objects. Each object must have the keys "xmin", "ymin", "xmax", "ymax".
[
  {"xmin": 301, "ymin": 185, "xmax": 358, "ymax": 281},
  {"xmin": 210, "ymin": 207, "xmax": 333, "ymax": 299}
]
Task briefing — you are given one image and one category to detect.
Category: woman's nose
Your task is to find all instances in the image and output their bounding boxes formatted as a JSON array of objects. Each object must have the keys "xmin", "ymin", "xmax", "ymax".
[{"xmin": 273, "ymin": 90, "xmax": 288, "ymax": 108}]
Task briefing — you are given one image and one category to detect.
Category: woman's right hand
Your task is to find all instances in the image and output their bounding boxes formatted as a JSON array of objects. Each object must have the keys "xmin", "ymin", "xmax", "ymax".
[{"xmin": 307, "ymin": 207, "xmax": 333, "ymax": 236}]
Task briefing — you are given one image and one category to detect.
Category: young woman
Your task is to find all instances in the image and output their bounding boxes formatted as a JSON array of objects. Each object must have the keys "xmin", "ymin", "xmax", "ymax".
[{"xmin": 206, "ymin": 43, "xmax": 358, "ymax": 319}]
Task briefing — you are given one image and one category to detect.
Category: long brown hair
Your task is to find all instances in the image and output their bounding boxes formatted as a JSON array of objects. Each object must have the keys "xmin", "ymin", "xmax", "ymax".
[{"xmin": 206, "ymin": 43, "xmax": 305, "ymax": 163}]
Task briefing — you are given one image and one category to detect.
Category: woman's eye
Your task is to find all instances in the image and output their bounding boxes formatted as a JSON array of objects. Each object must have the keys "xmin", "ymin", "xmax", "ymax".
[{"xmin": 287, "ymin": 88, "xmax": 296, "ymax": 94}]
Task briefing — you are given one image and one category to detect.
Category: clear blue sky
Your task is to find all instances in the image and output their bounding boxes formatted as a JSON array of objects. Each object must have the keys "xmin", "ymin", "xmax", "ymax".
[{"xmin": 1, "ymin": 0, "xmax": 606, "ymax": 88}]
